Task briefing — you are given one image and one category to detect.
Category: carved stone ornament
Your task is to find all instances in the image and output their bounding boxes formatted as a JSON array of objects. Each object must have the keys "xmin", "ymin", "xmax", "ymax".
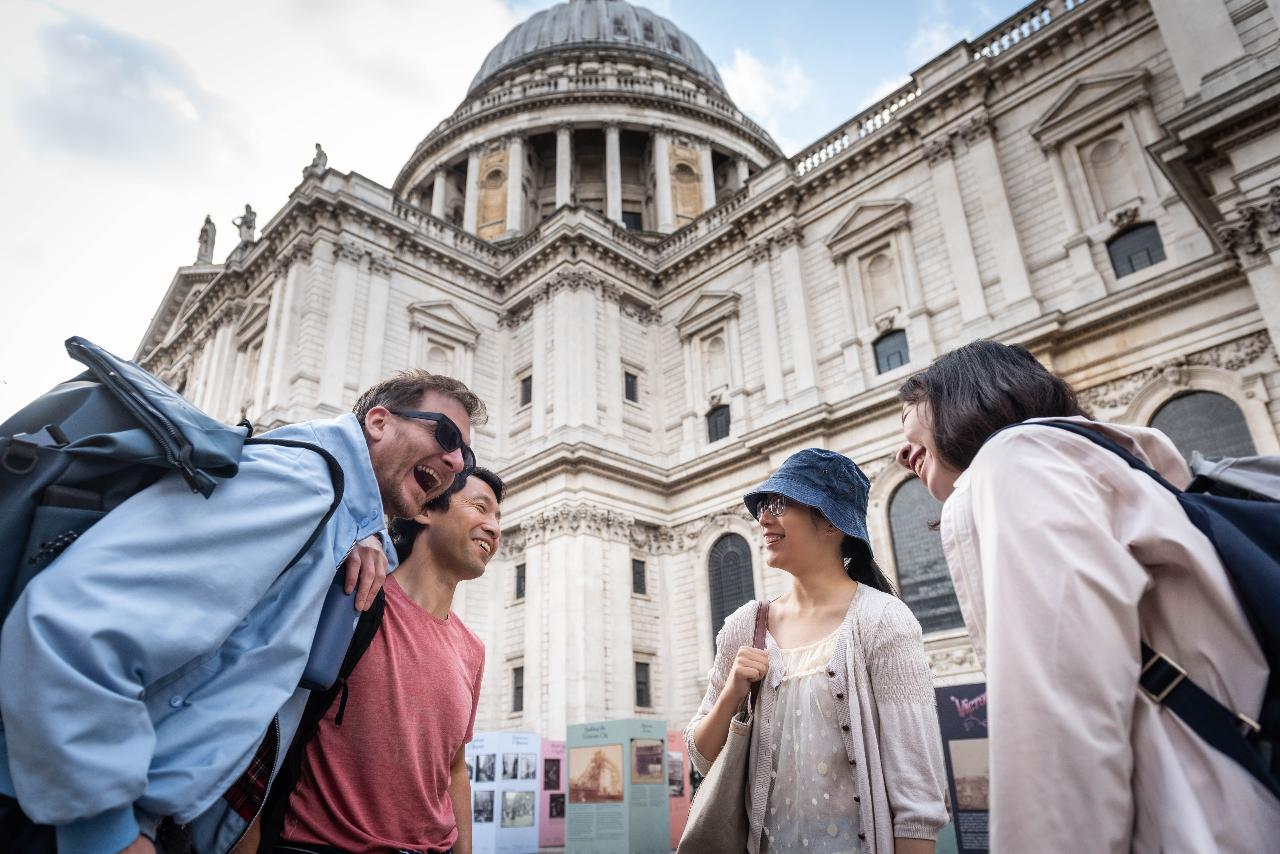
[
  {"xmin": 335, "ymin": 240, "xmax": 366, "ymax": 263},
  {"xmin": 1109, "ymin": 205, "xmax": 1140, "ymax": 229},
  {"xmin": 1157, "ymin": 357, "xmax": 1189, "ymax": 388},
  {"xmin": 498, "ymin": 305, "xmax": 534, "ymax": 329},
  {"xmin": 874, "ymin": 310, "xmax": 900, "ymax": 334},
  {"xmin": 927, "ymin": 644, "xmax": 980, "ymax": 678},
  {"xmin": 956, "ymin": 113, "xmax": 994, "ymax": 145},
  {"xmin": 369, "ymin": 253, "xmax": 396, "ymax": 275},
  {"xmin": 496, "ymin": 525, "xmax": 527, "ymax": 560},
  {"xmin": 521, "ymin": 503, "xmax": 635, "ymax": 543},
  {"xmin": 923, "ymin": 137, "xmax": 953, "ymax": 165},
  {"xmin": 1216, "ymin": 184, "xmax": 1280, "ymax": 261},
  {"xmin": 749, "ymin": 241, "xmax": 772, "ymax": 264}
]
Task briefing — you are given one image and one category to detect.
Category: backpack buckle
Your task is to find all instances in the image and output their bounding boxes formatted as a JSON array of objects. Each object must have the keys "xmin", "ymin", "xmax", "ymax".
[
  {"xmin": 1140, "ymin": 648, "xmax": 1187, "ymax": 704},
  {"xmin": 2, "ymin": 424, "xmax": 69, "ymax": 474}
]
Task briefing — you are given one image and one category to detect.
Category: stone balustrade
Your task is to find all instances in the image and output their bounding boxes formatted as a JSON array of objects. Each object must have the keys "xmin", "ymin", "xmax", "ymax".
[
  {"xmin": 655, "ymin": 188, "xmax": 750, "ymax": 261},
  {"xmin": 971, "ymin": 0, "xmax": 1088, "ymax": 59},
  {"xmin": 793, "ymin": 83, "xmax": 920, "ymax": 176},
  {"xmin": 392, "ymin": 199, "xmax": 502, "ymax": 265}
]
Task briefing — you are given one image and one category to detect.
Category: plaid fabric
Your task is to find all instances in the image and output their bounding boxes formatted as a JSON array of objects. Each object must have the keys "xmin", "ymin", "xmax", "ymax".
[{"xmin": 224, "ymin": 722, "xmax": 278, "ymax": 822}]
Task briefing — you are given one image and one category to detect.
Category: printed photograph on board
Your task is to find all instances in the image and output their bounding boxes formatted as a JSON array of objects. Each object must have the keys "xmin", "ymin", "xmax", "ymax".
[
  {"xmin": 502, "ymin": 752, "xmax": 519, "ymax": 780},
  {"xmin": 667, "ymin": 750, "xmax": 685, "ymax": 797},
  {"xmin": 950, "ymin": 738, "xmax": 991, "ymax": 811},
  {"xmin": 519, "ymin": 752, "xmax": 538, "ymax": 780},
  {"xmin": 549, "ymin": 792, "xmax": 566, "ymax": 819},
  {"xmin": 475, "ymin": 753, "xmax": 496, "ymax": 783},
  {"xmin": 569, "ymin": 744, "xmax": 625, "ymax": 803},
  {"xmin": 630, "ymin": 737, "xmax": 665, "ymax": 785},
  {"xmin": 473, "ymin": 790, "xmax": 494, "ymax": 823},
  {"xmin": 466, "ymin": 755, "xmax": 475, "ymax": 781},
  {"xmin": 502, "ymin": 790, "xmax": 535, "ymax": 828},
  {"xmin": 543, "ymin": 757, "xmax": 561, "ymax": 790}
]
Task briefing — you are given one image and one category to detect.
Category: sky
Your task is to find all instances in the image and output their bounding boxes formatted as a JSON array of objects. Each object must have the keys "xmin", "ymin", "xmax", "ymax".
[{"xmin": 0, "ymin": 0, "xmax": 1030, "ymax": 416}]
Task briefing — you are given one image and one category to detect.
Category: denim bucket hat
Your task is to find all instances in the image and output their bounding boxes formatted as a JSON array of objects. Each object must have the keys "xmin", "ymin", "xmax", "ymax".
[{"xmin": 743, "ymin": 448, "xmax": 872, "ymax": 550}]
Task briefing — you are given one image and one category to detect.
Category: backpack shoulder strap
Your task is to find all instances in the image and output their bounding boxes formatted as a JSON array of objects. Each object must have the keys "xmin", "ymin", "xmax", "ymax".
[
  {"xmin": 244, "ymin": 437, "xmax": 345, "ymax": 573},
  {"xmin": 254, "ymin": 588, "xmax": 386, "ymax": 852}
]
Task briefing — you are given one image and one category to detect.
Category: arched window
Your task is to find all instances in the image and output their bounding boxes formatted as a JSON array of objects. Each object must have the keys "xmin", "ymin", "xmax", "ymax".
[
  {"xmin": 888, "ymin": 478, "xmax": 963, "ymax": 634},
  {"xmin": 706, "ymin": 404, "xmax": 731, "ymax": 443},
  {"xmin": 708, "ymin": 533, "xmax": 754, "ymax": 649},
  {"xmin": 1107, "ymin": 223, "xmax": 1165, "ymax": 278},
  {"xmin": 873, "ymin": 330, "xmax": 910, "ymax": 374},
  {"xmin": 1150, "ymin": 391, "xmax": 1257, "ymax": 463}
]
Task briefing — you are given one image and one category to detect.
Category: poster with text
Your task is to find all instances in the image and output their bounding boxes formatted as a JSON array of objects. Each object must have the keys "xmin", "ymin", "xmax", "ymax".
[
  {"xmin": 936, "ymin": 682, "xmax": 990, "ymax": 854},
  {"xmin": 566, "ymin": 719, "xmax": 671, "ymax": 854}
]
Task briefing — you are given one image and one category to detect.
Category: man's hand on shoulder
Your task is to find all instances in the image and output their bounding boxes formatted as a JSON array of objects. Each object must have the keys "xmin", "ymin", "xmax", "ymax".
[
  {"xmin": 119, "ymin": 834, "xmax": 155, "ymax": 854},
  {"xmin": 344, "ymin": 535, "xmax": 388, "ymax": 611}
]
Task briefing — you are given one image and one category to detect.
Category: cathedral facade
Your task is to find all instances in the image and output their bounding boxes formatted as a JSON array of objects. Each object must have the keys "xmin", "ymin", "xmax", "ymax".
[{"xmin": 137, "ymin": 0, "xmax": 1280, "ymax": 738}]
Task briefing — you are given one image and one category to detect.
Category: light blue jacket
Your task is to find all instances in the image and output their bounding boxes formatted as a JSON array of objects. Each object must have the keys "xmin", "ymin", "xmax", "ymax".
[{"xmin": 0, "ymin": 414, "xmax": 393, "ymax": 854}]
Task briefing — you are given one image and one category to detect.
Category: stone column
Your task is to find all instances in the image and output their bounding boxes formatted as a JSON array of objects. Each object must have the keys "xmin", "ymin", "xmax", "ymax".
[
  {"xmin": 605, "ymin": 123, "xmax": 623, "ymax": 223},
  {"xmin": 749, "ymin": 241, "xmax": 785, "ymax": 404},
  {"xmin": 833, "ymin": 259, "xmax": 866, "ymax": 387},
  {"xmin": 505, "ymin": 135, "xmax": 526, "ymax": 235},
  {"xmin": 736, "ymin": 158, "xmax": 750, "ymax": 188},
  {"xmin": 430, "ymin": 168, "xmax": 447, "ymax": 219},
  {"xmin": 653, "ymin": 129, "xmax": 675, "ymax": 234},
  {"xmin": 1044, "ymin": 144, "xmax": 1106, "ymax": 301},
  {"xmin": 1146, "ymin": 0, "xmax": 1245, "ymax": 98},
  {"xmin": 463, "ymin": 147, "xmax": 480, "ymax": 234},
  {"xmin": 925, "ymin": 138, "xmax": 988, "ymax": 325},
  {"xmin": 962, "ymin": 116, "xmax": 1036, "ymax": 313},
  {"xmin": 603, "ymin": 295, "xmax": 623, "ymax": 435},
  {"xmin": 556, "ymin": 125, "xmax": 573, "ymax": 209},
  {"xmin": 319, "ymin": 241, "xmax": 363, "ymax": 410},
  {"xmin": 267, "ymin": 247, "xmax": 308, "ymax": 415},
  {"xmin": 698, "ymin": 139, "xmax": 716, "ymax": 212},
  {"xmin": 895, "ymin": 226, "xmax": 937, "ymax": 365},
  {"xmin": 775, "ymin": 226, "xmax": 816, "ymax": 393},
  {"xmin": 603, "ymin": 521, "xmax": 634, "ymax": 716},
  {"xmin": 252, "ymin": 276, "xmax": 284, "ymax": 418},
  {"xmin": 358, "ymin": 254, "xmax": 392, "ymax": 389},
  {"xmin": 680, "ymin": 336, "xmax": 699, "ymax": 451},
  {"xmin": 531, "ymin": 297, "xmax": 549, "ymax": 438}
]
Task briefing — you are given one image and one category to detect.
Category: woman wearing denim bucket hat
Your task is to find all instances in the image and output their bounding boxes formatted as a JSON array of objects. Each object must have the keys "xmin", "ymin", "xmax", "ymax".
[{"xmin": 683, "ymin": 448, "xmax": 947, "ymax": 854}]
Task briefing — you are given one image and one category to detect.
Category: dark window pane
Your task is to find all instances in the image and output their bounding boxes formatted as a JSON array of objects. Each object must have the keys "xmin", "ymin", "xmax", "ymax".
[
  {"xmin": 706, "ymin": 404, "xmax": 731, "ymax": 443},
  {"xmin": 622, "ymin": 210, "xmax": 643, "ymax": 230},
  {"xmin": 708, "ymin": 534, "xmax": 754, "ymax": 649},
  {"xmin": 635, "ymin": 661, "xmax": 652, "ymax": 707},
  {"xmin": 889, "ymin": 478, "xmax": 964, "ymax": 634},
  {"xmin": 632, "ymin": 558, "xmax": 647, "ymax": 595},
  {"xmin": 1107, "ymin": 223, "xmax": 1166, "ymax": 278},
  {"xmin": 624, "ymin": 371, "xmax": 639, "ymax": 402},
  {"xmin": 515, "ymin": 563, "xmax": 526, "ymax": 600},
  {"xmin": 513, "ymin": 666, "xmax": 524, "ymax": 712},
  {"xmin": 520, "ymin": 375, "xmax": 532, "ymax": 406},
  {"xmin": 1150, "ymin": 391, "xmax": 1257, "ymax": 464},
  {"xmin": 874, "ymin": 330, "xmax": 910, "ymax": 374}
]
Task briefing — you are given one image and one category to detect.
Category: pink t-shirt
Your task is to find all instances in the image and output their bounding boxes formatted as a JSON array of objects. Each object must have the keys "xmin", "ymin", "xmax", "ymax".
[{"xmin": 284, "ymin": 575, "xmax": 485, "ymax": 853}]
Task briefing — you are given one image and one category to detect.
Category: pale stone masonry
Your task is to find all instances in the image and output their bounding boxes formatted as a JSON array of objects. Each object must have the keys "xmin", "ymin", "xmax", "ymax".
[{"xmin": 138, "ymin": 0, "xmax": 1280, "ymax": 738}]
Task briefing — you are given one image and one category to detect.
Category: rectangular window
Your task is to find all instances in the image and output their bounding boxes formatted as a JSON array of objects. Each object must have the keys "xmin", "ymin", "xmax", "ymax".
[
  {"xmin": 519, "ymin": 375, "xmax": 533, "ymax": 407},
  {"xmin": 621, "ymin": 210, "xmax": 644, "ymax": 231},
  {"xmin": 624, "ymin": 371, "xmax": 639, "ymax": 403},
  {"xmin": 513, "ymin": 666, "xmax": 524, "ymax": 713},
  {"xmin": 631, "ymin": 558, "xmax": 647, "ymax": 595},
  {"xmin": 515, "ymin": 563, "xmax": 526, "ymax": 600},
  {"xmin": 634, "ymin": 661, "xmax": 652, "ymax": 708}
]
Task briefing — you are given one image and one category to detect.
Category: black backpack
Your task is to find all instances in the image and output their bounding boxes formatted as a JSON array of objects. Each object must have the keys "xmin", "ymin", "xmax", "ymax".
[
  {"xmin": 1025, "ymin": 421, "xmax": 1280, "ymax": 800},
  {"xmin": 254, "ymin": 589, "xmax": 386, "ymax": 852},
  {"xmin": 0, "ymin": 336, "xmax": 344, "ymax": 640}
]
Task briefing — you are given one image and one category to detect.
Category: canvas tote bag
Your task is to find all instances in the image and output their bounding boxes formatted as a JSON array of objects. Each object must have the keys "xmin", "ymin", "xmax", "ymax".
[{"xmin": 677, "ymin": 599, "xmax": 770, "ymax": 854}]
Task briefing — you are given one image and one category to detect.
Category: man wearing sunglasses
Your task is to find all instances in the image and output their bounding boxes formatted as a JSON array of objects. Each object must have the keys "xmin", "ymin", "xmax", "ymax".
[{"xmin": 0, "ymin": 370, "xmax": 484, "ymax": 854}]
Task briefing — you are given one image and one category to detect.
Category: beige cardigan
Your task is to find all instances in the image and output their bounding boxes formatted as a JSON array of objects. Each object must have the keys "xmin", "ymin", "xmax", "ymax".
[
  {"xmin": 942, "ymin": 417, "xmax": 1280, "ymax": 852},
  {"xmin": 684, "ymin": 586, "xmax": 948, "ymax": 854}
]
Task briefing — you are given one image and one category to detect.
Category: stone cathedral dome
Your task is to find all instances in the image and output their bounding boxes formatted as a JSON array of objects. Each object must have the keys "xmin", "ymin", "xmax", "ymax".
[{"xmin": 468, "ymin": 0, "xmax": 726, "ymax": 97}]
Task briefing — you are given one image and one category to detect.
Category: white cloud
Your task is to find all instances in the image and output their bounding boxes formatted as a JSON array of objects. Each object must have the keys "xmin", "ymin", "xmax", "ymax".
[
  {"xmin": 0, "ymin": 0, "xmax": 519, "ymax": 414},
  {"xmin": 720, "ymin": 47, "xmax": 814, "ymax": 155}
]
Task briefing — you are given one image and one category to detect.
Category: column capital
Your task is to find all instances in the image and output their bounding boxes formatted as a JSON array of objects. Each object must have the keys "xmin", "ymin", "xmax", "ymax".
[
  {"xmin": 507, "ymin": 132, "xmax": 527, "ymax": 146},
  {"xmin": 923, "ymin": 136, "xmax": 953, "ymax": 165},
  {"xmin": 750, "ymin": 240, "xmax": 772, "ymax": 264},
  {"xmin": 1216, "ymin": 185, "xmax": 1280, "ymax": 263},
  {"xmin": 557, "ymin": 122, "xmax": 574, "ymax": 135},
  {"xmin": 773, "ymin": 223, "xmax": 803, "ymax": 248},
  {"xmin": 466, "ymin": 144, "xmax": 484, "ymax": 158},
  {"xmin": 957, "ymin": 112, "xmax": 995, "ymax": 145},
  {"xmin": 603, "ymin": 121, "xmax": 621, "ymax": 133}
]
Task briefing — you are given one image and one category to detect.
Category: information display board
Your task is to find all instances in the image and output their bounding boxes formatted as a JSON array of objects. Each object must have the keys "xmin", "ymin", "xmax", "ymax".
[
  {"xmin": 565, "ymin": 718, "xmax": 671, "ymax": 854},
  {"xmin": 540, "ymin": 738, "xmax": 567, "ymax": 849},
  {"xmin": 467, "ymin": 730, "xmax": 541, "ymax": 854},
  {"xmin": 935, "ymin": 683, "xmax": 990, "ymax": 854}
]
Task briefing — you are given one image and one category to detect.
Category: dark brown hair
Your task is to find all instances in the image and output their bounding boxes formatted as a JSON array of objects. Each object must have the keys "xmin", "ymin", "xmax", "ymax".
[
  {"xmin": 353, "ymin": 369, "xmax": 487, "ymax": 428},
  {"xmin": 897, "ymin": 339, "xmax": 1086, "ymax": 471}
]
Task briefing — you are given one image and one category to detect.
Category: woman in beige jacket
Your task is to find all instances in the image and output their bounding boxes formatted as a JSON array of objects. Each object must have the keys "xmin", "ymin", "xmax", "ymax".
[
  {"xmin": 896, "ymin": 339, "xmax": 1280, "ymax": 852},
  {"xmin": 685, "ymin": 448, "xmax": 948, "ymax": 854}
]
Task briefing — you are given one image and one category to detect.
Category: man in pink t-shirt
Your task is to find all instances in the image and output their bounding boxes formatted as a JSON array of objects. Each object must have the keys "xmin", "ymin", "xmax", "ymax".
[{"xmin": 275, "ymin": 468, "xmax": 503, "ymax": 854}]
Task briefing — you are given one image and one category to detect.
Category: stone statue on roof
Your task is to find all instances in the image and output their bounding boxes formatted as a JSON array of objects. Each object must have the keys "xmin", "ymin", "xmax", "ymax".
[
  {"xmin": 304, "ymin": 143, "xmax": 328, "ymax": 178},
  {"xmin": 196, "ymin": 215, "xmax": 216, "ymax": 264},
  {"xmin": 233, "ymin": 204, "xmax": 257, "ymax": 244}
]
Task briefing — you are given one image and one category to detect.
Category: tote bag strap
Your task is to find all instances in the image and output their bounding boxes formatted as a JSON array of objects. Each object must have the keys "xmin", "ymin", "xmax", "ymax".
[{"xmin": 748, "ymin": 599, "xmax": 771, "ymax": 710}]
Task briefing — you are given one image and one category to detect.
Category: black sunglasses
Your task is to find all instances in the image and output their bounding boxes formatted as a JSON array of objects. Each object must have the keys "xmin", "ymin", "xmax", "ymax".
[{"xmin": 389, "ymin": 410, "xmax": 477, "ymax": 477}]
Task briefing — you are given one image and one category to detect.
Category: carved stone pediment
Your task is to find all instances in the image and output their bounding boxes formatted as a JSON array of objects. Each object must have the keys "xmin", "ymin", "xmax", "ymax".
[
  {"xmin": 407, "ymin": 300, "xmax": 480, "ymax": 346},
  {"xmin": 825, "ymin": 198, "xmax": 911, "ymax": 260},
  {"xmin": 676, "ymin": 290, "xmax": 740, "ymax": 340},
  {"xmin": 1031, "ymin": 69, "xmax": 1151, "ymax": 148}
]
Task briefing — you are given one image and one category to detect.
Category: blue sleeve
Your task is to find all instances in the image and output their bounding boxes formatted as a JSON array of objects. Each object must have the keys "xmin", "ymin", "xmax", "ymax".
[{"xmin": 0, "ymin": 441, "xmax": 335, "ymax": 842}]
